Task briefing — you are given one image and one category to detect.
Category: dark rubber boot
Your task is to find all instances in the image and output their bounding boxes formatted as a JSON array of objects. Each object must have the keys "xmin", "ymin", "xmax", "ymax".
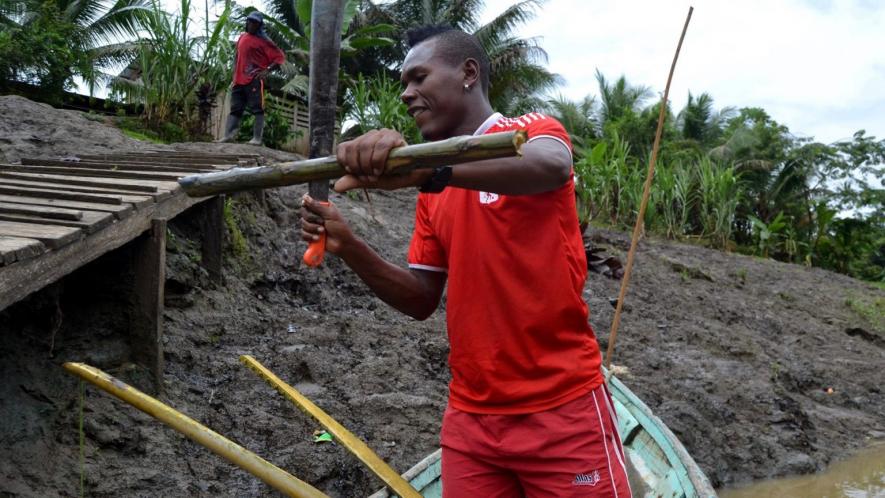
[
  {"xmin": 216, "ymin": 114, "xmax": 241, "ymax": 143},
  {"xmin": 248, "ymin": 113, "xmax": 265, "ymax": 146}
]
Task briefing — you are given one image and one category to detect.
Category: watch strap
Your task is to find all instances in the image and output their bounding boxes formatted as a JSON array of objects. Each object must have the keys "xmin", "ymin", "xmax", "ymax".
[{"xmin": 418, "ymin": 165, "xmax": 453, "ymax": 193}]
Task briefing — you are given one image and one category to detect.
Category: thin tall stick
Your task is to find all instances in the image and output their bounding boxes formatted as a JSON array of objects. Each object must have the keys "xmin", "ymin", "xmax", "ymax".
[{"xmin": 604, "ymin": 6, "xmax": 694, "ymax": 371}]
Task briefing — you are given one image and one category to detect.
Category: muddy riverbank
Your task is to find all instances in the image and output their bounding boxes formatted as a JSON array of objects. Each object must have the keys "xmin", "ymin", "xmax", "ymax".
[{"xmin": 1, "ymin": 96, "xmax": 883, "ymax": 496}]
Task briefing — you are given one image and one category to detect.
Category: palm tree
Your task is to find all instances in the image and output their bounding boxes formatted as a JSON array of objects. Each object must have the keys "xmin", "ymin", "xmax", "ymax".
[
  {"xmin": 369, "ymin": 0, "xmax": 561, "ymax": 114},
  {"xmin": 0, "ymin": 0, "xmax": 148, "ymax": 97},
  {"xmin": 594, "ymin": 69, "xmax": 652, "ymax": 129},
  {"xmin": 544, "ymin": 94, "xmax": 597, "ymax": 151},
  {"xmin": 256, "ymin": 0, "xmax": 396, "ymax": 96},
  {"xmin": 676, "ymin": 91, "xmax": 734, "ymax": 147}
]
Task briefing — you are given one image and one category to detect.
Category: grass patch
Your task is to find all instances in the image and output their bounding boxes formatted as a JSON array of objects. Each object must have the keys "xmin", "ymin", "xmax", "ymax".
[
  {"xmin": 115, "ymin": 117, "xmax": 167, "ymax": 144},
  {"xmin": 83, "ymin": 111, "xmax": 105, "ymax": 123},
  {"xmin": 223, "ymin": 197, "xmax": 248, "ymax": 259},
  {"xmin": 845, "ymin": 293, "xmax": 884, "ymax": 333},
  {"xmin": 121, "ymin": 128, "xmax": 165, "ymax": 143}
]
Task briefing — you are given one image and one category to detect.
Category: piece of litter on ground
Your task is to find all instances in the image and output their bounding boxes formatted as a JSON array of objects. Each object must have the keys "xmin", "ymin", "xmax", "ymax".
[
  {"xmin": 313, "ymin": 430, "xmax": 333, "ymax": 443},
  {"xmin": 287, "ymin": 324, "xmax": 296, "ymax": 333},
  {"xmin": 609, "ymin": 365, "xmax": 631, "ymax": 377}
]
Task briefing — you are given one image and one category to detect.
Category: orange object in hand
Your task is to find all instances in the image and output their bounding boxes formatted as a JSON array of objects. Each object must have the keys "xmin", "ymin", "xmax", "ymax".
[{"xmin": 303, "ymin": 200, "xmax": 330, "ymax": 267}]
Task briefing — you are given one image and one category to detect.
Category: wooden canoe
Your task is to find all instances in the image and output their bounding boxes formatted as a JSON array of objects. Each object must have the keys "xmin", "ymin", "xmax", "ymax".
[{"xmin": 369, "ymin": 373, "xmax": 717, "ymax": 498}]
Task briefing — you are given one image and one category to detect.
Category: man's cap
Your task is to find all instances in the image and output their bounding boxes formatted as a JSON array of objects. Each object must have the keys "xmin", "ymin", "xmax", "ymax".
[{"xmin": 246, "ymin": 11, "xmax": 263, "ymax": 23}]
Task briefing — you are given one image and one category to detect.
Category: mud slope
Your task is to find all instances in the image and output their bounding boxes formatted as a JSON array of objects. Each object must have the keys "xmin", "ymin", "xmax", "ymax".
[{"xmin": 0, "ymin": 97, "xmax": 882, "ymax": 496}]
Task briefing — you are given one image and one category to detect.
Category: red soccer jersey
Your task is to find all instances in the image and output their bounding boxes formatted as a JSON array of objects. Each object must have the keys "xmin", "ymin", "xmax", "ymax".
[
  {"xmin": 407, "ymin": 112, "xmax": 604, "ymax": 415},
  {"xmin": 233, "ymin": 33, "xmax": 286, "ymax": 86}
]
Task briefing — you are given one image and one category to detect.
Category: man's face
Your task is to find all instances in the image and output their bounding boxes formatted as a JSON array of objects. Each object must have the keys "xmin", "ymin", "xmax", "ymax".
[
  {"xmin": 400, "ymin": 40, "xmax": 467, "ymax": 141},
  {"xmin": 245, "ymin": 19, "xmax": 259, "ymax": 35}
]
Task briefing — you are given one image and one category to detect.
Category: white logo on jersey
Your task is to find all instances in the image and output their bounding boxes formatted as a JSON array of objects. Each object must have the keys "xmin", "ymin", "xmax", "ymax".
[{"xmin": 479, "ymin": 191, "xmax": 499, "ymax": 204}]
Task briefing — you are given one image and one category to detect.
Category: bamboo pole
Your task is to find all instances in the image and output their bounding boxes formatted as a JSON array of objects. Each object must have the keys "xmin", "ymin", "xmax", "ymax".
[
  {"xmin": 604, "ymin": 6, "xmax": 694, "ymax": 371},
  {"xmin": 240, "ymin": 355, "xmax": 422, "ymax": 498},
  {"xmin": 63, "ymin": 362, "xmax": 329, "ymax": 498},
  {"xmin": 178, "ymin": 130, "xmax": 527, "ymax": 197}
]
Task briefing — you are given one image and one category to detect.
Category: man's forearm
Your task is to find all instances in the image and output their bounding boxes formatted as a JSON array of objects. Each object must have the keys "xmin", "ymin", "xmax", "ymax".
[
  {"xmin": 448, "ymin": 138, "xmax": 571, "ymax": 195},
  {"xmin": 337, "ymin": 237, "xmax": 443, "ymax": 320}
]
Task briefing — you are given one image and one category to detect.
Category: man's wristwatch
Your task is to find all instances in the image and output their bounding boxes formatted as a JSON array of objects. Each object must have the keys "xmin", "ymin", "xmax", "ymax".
[{"xmin": 418, "ymin": 166, "xmax": 453, "ymax": 193}]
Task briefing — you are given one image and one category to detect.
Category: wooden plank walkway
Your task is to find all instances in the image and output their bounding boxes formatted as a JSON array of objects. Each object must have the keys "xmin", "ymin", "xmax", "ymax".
[{"xmin": 0, "ymin": 151, "xmax": 251, "ymax": 311}]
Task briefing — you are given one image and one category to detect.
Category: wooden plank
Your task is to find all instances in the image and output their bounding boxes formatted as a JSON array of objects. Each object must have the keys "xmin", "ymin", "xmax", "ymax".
[
  {"xmin": 0, "ymin": 194, "xmax": 134, "ymax": 219},
  {"xmin": 70, "ymin": 155, "xmax": 249, "ymax": 164},
  {"xmin": 0, "ymin": 202, "xmax": 82, "ymax": 220},
  {"xmin": 130, "ymin": 218, "xmax": 166, "ymax": 394},
  {"xmin": 0, "ymin": 220, "xmax": 82, "ymax": 249},
  {"xmin": 3, "ymin": 171, "xmax": 181, "ymax": 192},
  {"xmin": 1, "ymin": 164, "xmax": 194, "ymax": 181},
  {"xmin": 0, "ymin": 192, "xmax": 208, "ymax": 311},
  {"xmin": 21, "ymin": 158, "xmax": 212, "ymax": 172},
  {"xmin": 0, "ymin": 185, "xmax": 123, "ymax": 205},
  {"xmin": 0, "ymin": 181, "xmax": 157, "ymax": 208},
  {"xmin": 0, "ymin": 178, "xmax": 170, "ymax": 203},
  {"xmin": 129, "ymin": 151, "xmax": 255, "ymax": 158},
  {"xmin": 0, "ymin": 171, "xmax": 159, "ymax": 192},
  {"xmin": 0, "ymin": 236, "xmax": 45, "ymax": 265},
  {"xmin": 143, "ymin": 150, "xmax": 259, "ymax": 158},
  {"xmin": 0, "ymin": 211, "xmax": 114, "ymax": 234}
]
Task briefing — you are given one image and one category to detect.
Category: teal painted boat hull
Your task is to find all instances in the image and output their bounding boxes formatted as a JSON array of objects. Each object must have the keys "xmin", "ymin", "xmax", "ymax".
[{"xmin": 370, "ymin": 373, "xmax": 717, "ymax": 498}]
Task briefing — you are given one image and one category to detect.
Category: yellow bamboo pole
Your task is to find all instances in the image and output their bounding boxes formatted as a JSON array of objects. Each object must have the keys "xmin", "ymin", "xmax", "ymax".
[
  {"xmin": 63, "ymin": 362, "xmax": 328, "ymax": 498},
  {"xmin": 239, "ymin": 355, "xmax": 422, "ymax": 498}
]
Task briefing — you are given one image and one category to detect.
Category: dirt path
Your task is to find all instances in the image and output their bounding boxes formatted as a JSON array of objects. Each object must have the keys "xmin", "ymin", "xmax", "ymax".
[{"xmin": 0, "ymin": 97, "xmax": 882, "ymax": 496}]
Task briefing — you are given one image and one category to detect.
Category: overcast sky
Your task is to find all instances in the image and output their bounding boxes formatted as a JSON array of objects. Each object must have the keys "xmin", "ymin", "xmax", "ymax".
[{"xmin": 478, "ymin": 0, "xmax": 885, "ymax": 145}]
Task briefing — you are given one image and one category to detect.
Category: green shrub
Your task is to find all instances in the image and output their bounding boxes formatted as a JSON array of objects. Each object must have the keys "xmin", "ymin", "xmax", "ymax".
[{"xmin": 344, "ymin": 73, "xmax": 422, "ymax": 144}]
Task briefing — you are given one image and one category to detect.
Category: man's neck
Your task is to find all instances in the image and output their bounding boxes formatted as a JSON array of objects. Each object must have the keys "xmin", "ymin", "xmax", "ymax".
[{"xmin": 450, "ymin": 98, "xmax": 495, "ymax": 137}]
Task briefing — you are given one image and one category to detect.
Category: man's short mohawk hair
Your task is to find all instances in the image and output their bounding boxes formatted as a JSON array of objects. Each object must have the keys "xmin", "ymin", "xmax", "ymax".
[{"xmin": 405, "ymin": 25, "xmax": 491, "ymax": 95}]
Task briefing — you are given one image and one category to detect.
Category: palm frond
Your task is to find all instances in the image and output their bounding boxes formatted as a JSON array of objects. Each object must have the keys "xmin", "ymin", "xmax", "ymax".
[
  {"xmin": 474, "ymin": 0, "xmax": 543, "ymax": 49},
  {"xmin": 82, "ymin": 0, "xmax": 150, "ymax": 47}
]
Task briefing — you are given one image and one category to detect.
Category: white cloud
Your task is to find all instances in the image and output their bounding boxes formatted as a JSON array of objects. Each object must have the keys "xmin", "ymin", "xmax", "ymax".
[{"xmin": 480, "ymin": 0, "xmax": 885, "ymax": 143}]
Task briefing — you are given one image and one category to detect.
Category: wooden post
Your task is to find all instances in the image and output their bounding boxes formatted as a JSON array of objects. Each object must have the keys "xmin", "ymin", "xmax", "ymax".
[
  {"xmin": 130, "ymin": 218, "xmax": 166, "ymax": 393},
  {"xmin": 200, "ymin": 196, "xmax": 223, "ymax": 284},
  {"xmin": 308, "ymin": 0, "xmax": 345, "ymax": 203}
]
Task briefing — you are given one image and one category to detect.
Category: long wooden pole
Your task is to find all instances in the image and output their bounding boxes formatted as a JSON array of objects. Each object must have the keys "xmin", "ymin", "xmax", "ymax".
[
  {"xmin": 63, "ymin": 362, "xmax": 329, "ymax": 498},
  {"xmin": 604, "ymin": 6, "xmax": 694, "ymax": 370},
  {"xmin": 240, "ymin": 355, "xmax": 422, "ymax": 498},
  {"xmin": 177, "ymin": 130, "xmax": 526, "ymax": 197}
]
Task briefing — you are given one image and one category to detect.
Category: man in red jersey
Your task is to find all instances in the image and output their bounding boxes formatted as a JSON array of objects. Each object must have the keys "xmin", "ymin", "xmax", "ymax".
[
  {"xmin": 218, "ymin": 11, "xmax": 285, "ymax": 145},
  {"xmin": 301, "ymin": 26, "xmax": 631, "ymax": 497}
]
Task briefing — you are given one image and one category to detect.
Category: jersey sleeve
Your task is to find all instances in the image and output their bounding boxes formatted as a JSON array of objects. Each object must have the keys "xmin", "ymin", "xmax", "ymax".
[
  {"xmin": 407, "ymin": 194, "xmax": 447, "ymax": 273},
  {"xmin": 523, "ymin": 113, "xmax": 573, "ymax": 159},
  {"xmin": 263, "ymin": 40, "xmax": 286, "ymax": 66}
]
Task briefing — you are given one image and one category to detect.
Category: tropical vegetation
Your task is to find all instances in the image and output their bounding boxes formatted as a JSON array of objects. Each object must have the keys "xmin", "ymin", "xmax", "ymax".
[
  {"xmin": 0, "ymin": 0, "xmax": 148, "ymax": 101},
  {"xmin": 557, "ymin": 73, "xmax": 884, "ymax": 282},
  {"xmin": 1, "ymin": 0, "xmax": 881, "ymax": 282},
  {"xmin": 109, "ymin": 0, "xmax": 235, "ymax": 138}
]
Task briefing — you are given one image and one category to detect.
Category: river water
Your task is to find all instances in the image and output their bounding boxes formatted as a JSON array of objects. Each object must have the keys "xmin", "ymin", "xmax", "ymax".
[{"xmin": 718, "ymin": 444, "xmax": 885, "ymax": 498}]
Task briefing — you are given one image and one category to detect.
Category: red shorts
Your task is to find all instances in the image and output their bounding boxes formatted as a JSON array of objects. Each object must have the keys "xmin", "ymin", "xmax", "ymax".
[{"xmin": 440, "ymin": 383, "xmax": 632, "ymax": 497}]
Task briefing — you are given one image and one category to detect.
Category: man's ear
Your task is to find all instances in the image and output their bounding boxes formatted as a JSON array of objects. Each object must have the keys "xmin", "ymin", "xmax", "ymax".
[{"xmin": 463, "ymin": 58, "xmax": 480, "ymax": 89}]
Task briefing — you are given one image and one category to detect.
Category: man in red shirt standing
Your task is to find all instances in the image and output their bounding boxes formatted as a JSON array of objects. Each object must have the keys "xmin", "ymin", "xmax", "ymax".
[
  {"xmin": 218, "ymin": 11, "xmax": 285, "ymax": 145},
  {"xmin": 301, "ymin": 26, "xmax": 632, "ymax": 497}
]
